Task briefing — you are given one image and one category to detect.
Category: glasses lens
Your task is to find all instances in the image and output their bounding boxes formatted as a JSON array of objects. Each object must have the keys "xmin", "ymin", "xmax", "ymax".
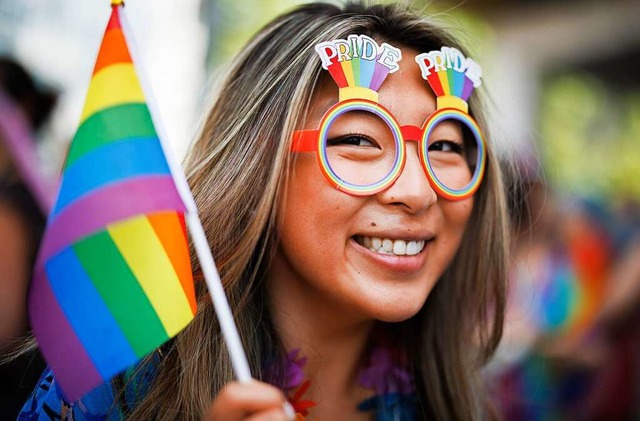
[
  {"xmin": 425, "ymin": 117, "xmax": 479, "ymax": 192},
  {"xmin": 322, "ymin": 108, "xmax": 399, "ymax": 189}
]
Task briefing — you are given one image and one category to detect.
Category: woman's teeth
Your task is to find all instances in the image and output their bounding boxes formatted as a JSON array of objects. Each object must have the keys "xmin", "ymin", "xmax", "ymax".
[{"xmin": 356, "ymin": 236, "xmax": 426, "ymax": 256}]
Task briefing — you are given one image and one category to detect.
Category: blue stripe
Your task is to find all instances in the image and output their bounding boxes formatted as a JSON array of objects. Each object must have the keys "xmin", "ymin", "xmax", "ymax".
[
  {"xmin": 450, "ymin": 70, "xmax": 465, "ymax": 98},
  {"xmin": 53, "ymin": 137, "xmax": 171, "ymax": 216},
  {"xmin": 359, "ymin": 58, "xmax": 375, "ymax": 89},
  {"xmin": 45, "ymin": 246, "xmax": 139, "ymax": 380}
]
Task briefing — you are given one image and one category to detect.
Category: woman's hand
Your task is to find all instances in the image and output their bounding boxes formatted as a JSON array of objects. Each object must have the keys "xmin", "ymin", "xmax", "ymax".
[{"xmin": 205, "ymin": 380, "xmax": 295, "ymax": 421}]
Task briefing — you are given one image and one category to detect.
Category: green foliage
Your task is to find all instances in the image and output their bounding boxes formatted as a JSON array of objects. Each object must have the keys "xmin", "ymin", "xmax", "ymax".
[
  {"xmin": 206, "ymin": 0, "xmax": 304, "ymax": 67},
  {"xmin": 540, "ymin": 74, "xmax": 640, "ymax": 202}
]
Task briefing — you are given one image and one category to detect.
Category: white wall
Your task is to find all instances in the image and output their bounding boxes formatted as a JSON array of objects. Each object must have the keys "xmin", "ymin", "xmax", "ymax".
[{"xmin": 1, "ymin": 0, "xmax": 208, "ymax": 172}]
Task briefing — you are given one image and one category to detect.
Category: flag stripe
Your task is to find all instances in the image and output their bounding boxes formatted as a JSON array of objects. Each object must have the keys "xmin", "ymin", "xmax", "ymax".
[
  {"xmin": 108, "ymin": 216, "xmax": 194, "ymax": 336},
  {"xmin": 54, "ymin": 137, "xmax": 171, "ymax": 216},
  {"xmin": 148, "ymin": 212, "xmax": 197, "ymax": 314},
  {"xmin": 29, "ymin": 273, "xmax": 102, "ymax": 402},
  {"xmin": 73, "ymin": 230, "xmax": 169, "ymax": 356},
  {"xmin": 46, "ymin": 247, "xmax": 139, "ymax": 378},
  {"xmin": 67, "ymin": 103, "xmax": 156, "ymax": 168},
  {"xmin": 106, "ymin": 4, "xmax": 122, "ymax": 30},
  {"xmin": 94, "ymin": 28, "xmax": 131, "ymax": 75},
  {"xmin": 80, "ymin": 63, "xmax": 144, "ymax": 123},
  {"xmin": 41, "ymin": 175, "xmax": 185, "ymax": 263}
]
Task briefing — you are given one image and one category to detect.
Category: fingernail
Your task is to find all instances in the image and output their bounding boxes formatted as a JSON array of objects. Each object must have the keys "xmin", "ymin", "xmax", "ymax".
[{"xmin": 283, "ymin": 401, "xmax": 296, "ymax": 420}]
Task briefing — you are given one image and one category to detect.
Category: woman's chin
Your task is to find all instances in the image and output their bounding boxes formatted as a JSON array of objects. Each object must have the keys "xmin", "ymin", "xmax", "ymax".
[{"xmin": 360, "ymin": 297, "xmax": 426, "ymax": 323}]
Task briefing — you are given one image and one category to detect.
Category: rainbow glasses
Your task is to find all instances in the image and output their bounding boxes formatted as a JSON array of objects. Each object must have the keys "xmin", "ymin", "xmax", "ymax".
[{"xmin": 290, "ymin": 35, "xmax": 487, "ymax": 201}]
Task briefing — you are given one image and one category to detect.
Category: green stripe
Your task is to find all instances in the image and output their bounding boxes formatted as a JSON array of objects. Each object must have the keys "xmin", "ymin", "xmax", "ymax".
[
  {"xmin": 73, "ymin": 230, "xmax": 169, "ymax": 357},
  {"xmin": 66, "ymin": 103, "xmax": 157, "ymax": 168},
  {"xmin": 447, "ymin": 70, "xmax": 456, "ymax": 95},
  {"xmin": 353, "ymin": 57, "xmax": 361, "ymax": 86}
]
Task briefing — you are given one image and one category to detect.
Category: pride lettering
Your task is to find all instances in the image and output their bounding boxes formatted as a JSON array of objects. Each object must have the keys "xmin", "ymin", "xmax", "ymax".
[
  {"xmin": 315, "ymin": 35, "xmax": 402, "ymax": 73},
  {"xmin": 415, "ymin": 47, "xmax": 482, "ymax": 88}
]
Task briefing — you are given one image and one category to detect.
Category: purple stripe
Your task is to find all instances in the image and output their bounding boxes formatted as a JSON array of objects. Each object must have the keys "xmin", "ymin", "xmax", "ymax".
[
  {"xmin": 461, "ymin": 77, "xmax": 474, "ymax": 101},
  {"xmin": 369, "ymin": 54, "xmax": 389, "ymax": 92},
  {"xmin": 37, "ymin": 175, "xmax": 185, "ymax": 265},
  {"xmin": 369, "ymin": 61, "xmax": 390, "ymax": 92},
  {"xmin": 29, "ymin": 271, "xmax": 103, "ymax": 402}
]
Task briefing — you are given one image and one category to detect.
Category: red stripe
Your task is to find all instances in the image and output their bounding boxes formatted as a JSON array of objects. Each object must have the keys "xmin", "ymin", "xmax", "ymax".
[
  {"xmin": 107, "ymin": 5, "xmax": 122, "ymax": 30},
  {"xmin": 328, "ymin": 62, "xmax": 348, "ymax": 88},
  {"xmin": 427, "ymin": 73, "xmax": 444, "ymax": 97}
]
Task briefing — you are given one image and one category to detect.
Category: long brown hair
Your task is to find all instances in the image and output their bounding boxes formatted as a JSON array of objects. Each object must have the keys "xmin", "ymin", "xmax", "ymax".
[{"xmin": 123, "ymin": 2, "xmax": 509, "ymax": 419}]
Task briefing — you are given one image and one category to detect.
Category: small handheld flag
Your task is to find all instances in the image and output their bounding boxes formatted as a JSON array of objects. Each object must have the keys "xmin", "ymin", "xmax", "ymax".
[{"xmin": 28, "ymin": 2, "xmax": 197, "ymax": 401}]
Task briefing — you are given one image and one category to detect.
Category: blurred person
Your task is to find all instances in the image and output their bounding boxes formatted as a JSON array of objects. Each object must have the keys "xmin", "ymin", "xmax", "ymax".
[
  {"xmin": 0, "ymin": 56, "xmax": 56, "ymax": 418},
  {"xmin": 580, "ymin": 199, "xmax": 640, "ymax": 419},
  {"xmin": 490, "ymin": 177, "xmax": 640, "ymax": 419}
]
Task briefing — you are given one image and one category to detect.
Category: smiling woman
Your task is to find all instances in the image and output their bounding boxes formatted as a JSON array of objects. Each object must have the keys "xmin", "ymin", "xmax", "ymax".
[
  {"xmin": 21, "ymin": 2, "xmax": 509, "ymax": 420},
  {"xmin": 276, "ymin": 45, "xmax": 475, "ymax": 325}
]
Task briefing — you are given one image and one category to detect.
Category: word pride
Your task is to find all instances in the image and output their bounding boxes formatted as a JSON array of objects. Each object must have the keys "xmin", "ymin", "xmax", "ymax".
[
  {"xmin": 415, "ymin": 47, "xmax": 482, "ymax": 88},
  {"xmin": 315, "ymin": 35, "xmax": 402, "ymax": 73}
]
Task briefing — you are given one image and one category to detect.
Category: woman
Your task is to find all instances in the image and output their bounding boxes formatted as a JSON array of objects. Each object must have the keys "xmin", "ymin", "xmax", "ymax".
[{"xmin": 21, "ymin": 2, "xmax": 509, "ymax": 420}]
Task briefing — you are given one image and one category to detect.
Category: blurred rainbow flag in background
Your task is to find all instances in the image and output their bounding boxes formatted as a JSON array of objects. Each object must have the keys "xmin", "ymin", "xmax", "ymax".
[{"xmin": 28, "ymin": 1, "xmax": 196, "ymax": 402}]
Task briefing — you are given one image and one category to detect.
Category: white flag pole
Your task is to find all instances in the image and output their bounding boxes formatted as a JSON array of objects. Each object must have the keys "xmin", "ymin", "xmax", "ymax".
[{"xmin": 117, "ymin": 1, "xmax": 252, "ymax": 383}]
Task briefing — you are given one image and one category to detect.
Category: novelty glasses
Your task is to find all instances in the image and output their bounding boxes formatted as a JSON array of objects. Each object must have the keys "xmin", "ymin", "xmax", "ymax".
[
  {"xmin": 290, "ymin": 36, "xmax": 486, "ymax": 201},
  {"xmin": 291, "ymin": 99, "xmax": 486, "ymax": 200}
]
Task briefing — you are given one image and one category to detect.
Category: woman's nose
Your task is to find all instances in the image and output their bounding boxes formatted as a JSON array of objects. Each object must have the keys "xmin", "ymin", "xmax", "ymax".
[{"xmin": 376, "ymin": 141, "xmax": 437, "ymax": 213}]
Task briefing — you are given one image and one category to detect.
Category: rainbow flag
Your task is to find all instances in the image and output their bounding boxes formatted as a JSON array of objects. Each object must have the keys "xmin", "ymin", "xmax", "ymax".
[{"xmin": 28, "ymin": 2, "xmax": 197, "ymax": 402}]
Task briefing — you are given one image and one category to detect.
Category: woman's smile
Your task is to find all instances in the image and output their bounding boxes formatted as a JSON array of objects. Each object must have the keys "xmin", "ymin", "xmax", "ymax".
[
  {"xmin": 349, "ymin": 234, "xmax": 431, "ymax": 273},
  {"xmin": 353, "ymin": 235, "xmax": 429, "ymax": 256}
]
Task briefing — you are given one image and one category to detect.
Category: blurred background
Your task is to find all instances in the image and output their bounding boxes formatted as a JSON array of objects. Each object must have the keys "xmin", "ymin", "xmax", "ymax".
[{"xmin": 1, "ymin": 0, "xmax": 638, "ymax": 419}]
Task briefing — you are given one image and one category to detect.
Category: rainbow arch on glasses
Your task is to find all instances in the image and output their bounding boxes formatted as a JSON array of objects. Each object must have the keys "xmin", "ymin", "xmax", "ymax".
[
  {"xmin": 317, "ymin": 100, "xmax": 405, "ymax": 196},
  {"xmin": 415, "ymin": 47, "xmax": 482, "ymax": 113},
  {"xmin": 314, "ymin": 35, "xmax": 402, "ymax": 102}
]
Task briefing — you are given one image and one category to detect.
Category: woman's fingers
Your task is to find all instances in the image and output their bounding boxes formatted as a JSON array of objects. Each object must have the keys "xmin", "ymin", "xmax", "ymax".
[{"xmin": 206, "ymin": 380, "xmax": 293, "ymax": 421}]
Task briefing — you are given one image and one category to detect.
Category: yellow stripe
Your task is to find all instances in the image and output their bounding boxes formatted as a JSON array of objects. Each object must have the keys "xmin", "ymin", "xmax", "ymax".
[
  {"xmin": 108, "ymin": 216, "xmax": 193, "ymax": 336},
  {"xmin": 80, "ymin": 63, "xmax": 145, "ymax": 123},
  {"xmin": 438, "ymin": 72, "xmax": 450, "ymax": 96},
  {"xmin": 342, "ymin": 61, "xmax": 355, "ymax": 87}
]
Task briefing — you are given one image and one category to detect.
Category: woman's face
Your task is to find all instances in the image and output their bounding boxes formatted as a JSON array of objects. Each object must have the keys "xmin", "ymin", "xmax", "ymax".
[{"xmin": 270, "ymin": 47, "xmax": 474, "ymax": 323}]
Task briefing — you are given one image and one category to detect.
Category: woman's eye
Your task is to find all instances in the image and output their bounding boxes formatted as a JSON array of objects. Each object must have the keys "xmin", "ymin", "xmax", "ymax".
[
  {"xmin": 429, "ymin": 140, "xmax": 464, "ymax": 154},
  {"xmin": 327, "ymin": 134, "xmax": 378, "ymax": 148}
]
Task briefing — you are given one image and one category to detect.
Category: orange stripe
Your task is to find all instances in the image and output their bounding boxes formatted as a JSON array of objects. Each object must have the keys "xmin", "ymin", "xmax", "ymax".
[
  {"xmin": 147, "ymin": 212, "xmax": 197, "ymax": 315},
  {"xmin": 94, "ymin": 28, "xmax": 132, "ymax": 75}
]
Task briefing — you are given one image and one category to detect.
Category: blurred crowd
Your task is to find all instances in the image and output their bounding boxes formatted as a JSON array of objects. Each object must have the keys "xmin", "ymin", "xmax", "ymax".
[{"xmin": 489, "ymin": 178, "xmax": 640, "ymax": 419}]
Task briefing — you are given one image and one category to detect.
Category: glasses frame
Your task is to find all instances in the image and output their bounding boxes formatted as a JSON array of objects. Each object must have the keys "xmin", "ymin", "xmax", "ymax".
[{"xmin": 291, "ymin": 98, "xmax": 487, "ymax": 201}]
